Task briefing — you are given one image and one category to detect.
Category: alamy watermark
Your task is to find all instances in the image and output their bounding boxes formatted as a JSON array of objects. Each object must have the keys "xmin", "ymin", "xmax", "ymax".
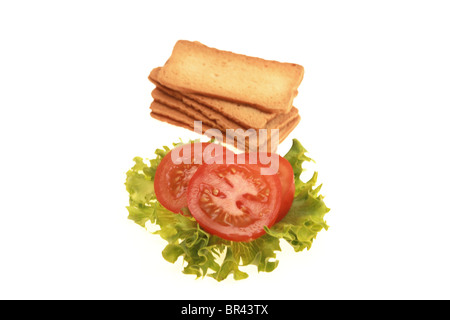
[{"xmin": 170, "ymin": 121, "xmax": 279, "ymax": 175}]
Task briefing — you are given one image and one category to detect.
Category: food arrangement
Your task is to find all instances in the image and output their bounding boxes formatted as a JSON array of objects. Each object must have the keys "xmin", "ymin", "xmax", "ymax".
[
  {"xmin": 125, "ymin": 41, "xmax": 330, "ymax": 280},
  {"xmin": 148, "ymin": 41, "xmax": 302, "ymax": 151},
  {"xmin": 125, "ymin": 139, "xmax": 329, "ymax": 280}
]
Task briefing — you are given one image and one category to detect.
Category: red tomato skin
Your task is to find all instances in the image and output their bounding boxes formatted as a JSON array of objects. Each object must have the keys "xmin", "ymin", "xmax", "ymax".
[
  {"xmin": 275, "ymin": 156, "xmax": 295, "ymax": 222},
  {"xmin": 276, "ymin": 174, "xmax": 295, "ymax": 222}
]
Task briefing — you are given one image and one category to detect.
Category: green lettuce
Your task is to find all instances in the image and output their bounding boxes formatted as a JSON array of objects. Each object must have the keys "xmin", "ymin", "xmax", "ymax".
[{"xmin": 125, "ymin": 139, "xmax": 330, "ymax": 281}]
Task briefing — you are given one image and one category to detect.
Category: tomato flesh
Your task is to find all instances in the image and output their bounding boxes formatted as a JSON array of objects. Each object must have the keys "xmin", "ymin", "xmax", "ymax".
[
  {"xmin": 237, "ymin": 152, "xmax": 295, "ymax": 222},
  {"xmin": 154, "ymin": 142, "xmax": 230, "ymax": 213},
  {"xmin": 187, "ymin": 163, "xmax": 282, "ymax": 242}
]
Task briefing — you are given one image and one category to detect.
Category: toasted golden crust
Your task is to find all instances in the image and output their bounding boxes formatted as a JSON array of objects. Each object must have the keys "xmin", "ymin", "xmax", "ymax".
[
  {"xmin": 152, "ymin": 86, "xmax": 299, "ymax": 131},
  {"xmin": 157, "ymin": 41, "xmax": 304, "ymax": 113},
  {"xmin": 152, "ymin": 87, "xmax": 243, "ymax": 130},
  {"xmin": 149, "ymin": 67, "xmax": 277, "ymax": 129},
  {"xmin": 151, "ymin": 89, "xmax": 218, "ymax": 129},
  {"xmin": 150, "ymin": 102, "xmax": 300, "ymax": 152}
]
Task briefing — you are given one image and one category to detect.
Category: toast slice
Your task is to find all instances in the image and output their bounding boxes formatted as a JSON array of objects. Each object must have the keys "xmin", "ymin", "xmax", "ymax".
[
  {"xmin": 157, "ymin": 41, "xmax": 304, "ymax": 113},
  {"xmin": 150, "ymin": 101, "xmax": 300, "ymax": 152},
  {"xmin": 150, "ymin": 101, "xmax": 260, "ymax": 150},
  {"xmin": 152, "ymin": 87, "xmax": 244, "ymax": 131},
  {"xmin": 151, "ymin": 87, "xmax": 299, "ymax": 133},
  {"xmin": 149, "ymin": 67, "xmax": 277, "ymax": 129},
  {"xmin": 151, "ymin": 88, "xmax": 218, "ymax": 129},
  {"xmin": 150, "ymin": 102, "xmax": 252, "ymax": 151},
  {"xmin": 150, "ymin": 109, "xmax": 300, "ymax": 152}
]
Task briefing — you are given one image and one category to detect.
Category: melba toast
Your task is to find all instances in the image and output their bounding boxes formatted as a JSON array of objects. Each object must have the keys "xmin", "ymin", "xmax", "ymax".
[
  {"xmin": 150, "ymin": 106, "xmax": 300, "ymax": 152},
  {"xmin": 149, "ymin": 67, "xmax": 277, "ymax": 129},
  {"xmin": 148, "ymin": 41, "xmax": 304, "ymax": 151},
  {"xmin": 157, "ymin": 41, "xmax": 304, "ymax": 113}
]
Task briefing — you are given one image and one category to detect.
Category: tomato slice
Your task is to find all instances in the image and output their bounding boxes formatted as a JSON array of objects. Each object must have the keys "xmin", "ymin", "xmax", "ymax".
[
  {"xmin": 154, "ymin": 142, "xmax": 231, "ymax": 213},
  {"xmin": 275, "ymin": 156, "xmax": 295, "ymax": 221},
  {"xmin": 187, "ymin": 163, "xmax": 282, "ymax": 242},
  {"xmin": 237, "ymin": 152, "xmax": 295, "ymax": 222}
]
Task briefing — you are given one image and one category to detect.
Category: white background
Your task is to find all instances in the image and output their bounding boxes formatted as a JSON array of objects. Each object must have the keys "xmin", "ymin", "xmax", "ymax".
[{"xmin": 1, "ymin": 0, "xmax": 449, "ymax": 300}]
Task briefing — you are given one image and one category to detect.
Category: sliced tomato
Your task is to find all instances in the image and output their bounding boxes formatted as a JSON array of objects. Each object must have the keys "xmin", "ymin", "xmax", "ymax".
[
  {"xmin": 187, "ymin": 163, "xmax": 282, "ymax": 242},
  {"xmin": 237, "ymin": 152, "xmax": 295, "ymax": 222},
  {"xmin": 154, "ymin": 142, "xmax": 231, "ymax": 213},
  {"xmin": 275, "ymin": 156, "xmax": 295, "ymax": 221}
]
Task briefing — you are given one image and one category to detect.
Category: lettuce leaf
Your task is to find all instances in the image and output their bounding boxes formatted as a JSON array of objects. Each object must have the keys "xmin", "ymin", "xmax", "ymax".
[{"xmin": 125, "ymin": 139, "xmax": 330, "ymax": 281}]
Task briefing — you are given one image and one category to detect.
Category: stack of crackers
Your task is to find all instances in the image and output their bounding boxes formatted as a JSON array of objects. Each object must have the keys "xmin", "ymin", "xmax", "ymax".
[{"xmin": 148, "ymin": 40, "xmax": 304, "ymax": 151}]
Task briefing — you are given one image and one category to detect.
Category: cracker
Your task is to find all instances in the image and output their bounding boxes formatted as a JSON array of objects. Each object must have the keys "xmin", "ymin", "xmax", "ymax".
[
  {"xmin": 151, "ymin": 87, "xmax": 299, "ymax": 134},
  {"xmin": 149, "ymin": 67, "xmax": 277, "ymax": 129},
  {"xmin": 150, "ymin": 102, "xmax": 300, "ymax": 152},
  {"xmin": 157, "ymin": 41, "xmax": 304, "ymax": 113}
]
